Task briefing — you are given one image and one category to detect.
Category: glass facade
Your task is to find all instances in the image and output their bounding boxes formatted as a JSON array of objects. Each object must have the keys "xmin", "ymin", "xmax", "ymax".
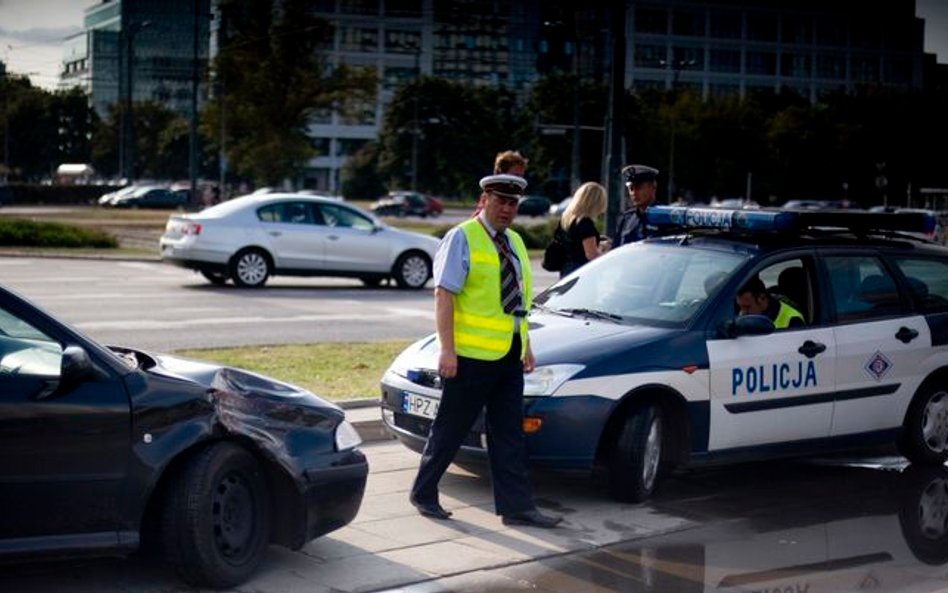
[{"xmin": 63, "ymin": 0, "xmax": 211, "ymax": 118}]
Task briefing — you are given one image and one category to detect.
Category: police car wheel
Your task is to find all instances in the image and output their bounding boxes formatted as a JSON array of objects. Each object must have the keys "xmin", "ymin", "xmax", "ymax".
[
  {"xmin": 899, "ymin": 386, "xmax": 948, "ymax": 465},
  {"xmin": 609, "ymin": 404, "xmax": 663, "ymax": 503}
]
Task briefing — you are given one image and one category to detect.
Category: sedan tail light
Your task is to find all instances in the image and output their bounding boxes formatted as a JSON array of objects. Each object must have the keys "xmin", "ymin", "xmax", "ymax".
[{"xmin": 171, "ymin": 221, "xmax": 202, "ymax": 235}]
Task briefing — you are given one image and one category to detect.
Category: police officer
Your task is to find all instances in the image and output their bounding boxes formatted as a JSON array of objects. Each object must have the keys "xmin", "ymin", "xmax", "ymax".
[
  {"xmin": 409, "ymin": 173, "xmax": 562, "ymax": 529},
  {"xmin": 613, "ymin": 164, "xmax": 659, "ymax": 247},
  {"xmin": 736, "ymin": 276, "xmax": 805, "ymax": 329}
]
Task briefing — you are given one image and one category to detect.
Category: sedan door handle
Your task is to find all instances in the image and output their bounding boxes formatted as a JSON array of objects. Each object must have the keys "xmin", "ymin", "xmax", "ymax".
[
  {"xmin": 328, "ymin": 235, "xmax": 340, "ymax": 241},
  {"xmin": 268, "ymin": 231, "xmax": 282, "ymax": 237},
  {"xmin": 896, "ymin": 326, "xmax": 919, "ymax": 344},
  {"xmin": 798, "ymin": 340, "xmax": 826, "ymax": 359}
]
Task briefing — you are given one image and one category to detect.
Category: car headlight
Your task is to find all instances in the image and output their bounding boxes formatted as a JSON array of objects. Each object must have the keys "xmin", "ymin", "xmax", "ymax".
[
  {"xmin": 334, "ymin": 420, "xmax": 362, "ymax": 451},
  {"xmin": 523, "ymin": 364, "xmax": 585, "ymax": 396}
]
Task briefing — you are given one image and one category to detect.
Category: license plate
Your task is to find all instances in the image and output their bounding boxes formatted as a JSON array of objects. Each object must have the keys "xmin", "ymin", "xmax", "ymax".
[{"xmin": 402, "ymin": 392, "xmax": 439, "ymax": 420}]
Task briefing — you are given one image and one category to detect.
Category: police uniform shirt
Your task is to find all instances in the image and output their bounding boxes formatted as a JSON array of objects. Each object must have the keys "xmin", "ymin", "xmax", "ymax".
[
  {"xmin": 613, "ymin": 208, "xmax": 650, "ymax": 247},
  {"xmin": 433, "ymin": 214, "xmax": 525, "ymax": 331}
]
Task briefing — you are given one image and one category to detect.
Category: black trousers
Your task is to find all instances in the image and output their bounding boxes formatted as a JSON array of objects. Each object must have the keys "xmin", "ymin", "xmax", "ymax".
[{"xmin": 410, "ymin": 334, "xmax": 534, "ymax": 516}]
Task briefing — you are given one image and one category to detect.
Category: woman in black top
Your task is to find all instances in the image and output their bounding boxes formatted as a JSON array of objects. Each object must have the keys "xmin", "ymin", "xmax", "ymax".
[{"xmin": 558, "ymin": 182, "xmax": 609, "ymax": 278}]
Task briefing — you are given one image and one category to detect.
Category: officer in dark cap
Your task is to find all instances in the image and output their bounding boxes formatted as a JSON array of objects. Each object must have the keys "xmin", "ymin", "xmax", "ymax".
[
  {"xmin": 613, "ymin": 164, "xmax": 659, "ymax": 247},
  {"xmin": 409, "ymin": 172, "xmax": 562, "ymax": 529}
]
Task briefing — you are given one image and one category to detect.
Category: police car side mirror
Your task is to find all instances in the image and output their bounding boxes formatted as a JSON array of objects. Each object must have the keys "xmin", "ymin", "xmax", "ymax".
[{"xmin": 727, "ymin": 314, "xmax": 775, "ymax": 338}]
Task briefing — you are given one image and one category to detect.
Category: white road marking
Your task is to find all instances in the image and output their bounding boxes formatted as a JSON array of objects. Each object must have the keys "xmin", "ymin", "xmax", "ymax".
[
  {"xmin": 384, "ymin": 307, "xmax": 433, "ymax": 318},
  {"xmin": 77, "ymin": 310, "xmax": 432, "ymax": 331}
]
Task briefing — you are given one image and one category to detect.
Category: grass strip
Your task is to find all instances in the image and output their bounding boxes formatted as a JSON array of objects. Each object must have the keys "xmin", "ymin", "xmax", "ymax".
[
  {"xmin": 173, "ymin": 340, "xmax": 415, "ymax": 402},
  {"xmin": 0, "ymin": 218, "xmax": 118, "ymax": 248}
]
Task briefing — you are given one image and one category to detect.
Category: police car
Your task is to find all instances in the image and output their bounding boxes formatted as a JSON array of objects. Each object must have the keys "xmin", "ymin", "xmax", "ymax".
[{"xmin": 380, "ymin": 206, "xmax": 948, "ymax": 502}]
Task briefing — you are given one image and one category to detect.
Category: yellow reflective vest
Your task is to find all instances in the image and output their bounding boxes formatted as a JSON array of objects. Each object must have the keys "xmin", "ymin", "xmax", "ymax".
[
  {"xmin": 453, "ymin": 219, "xmax": 531, "ymax": 360},
  {"xmin": 774, "ymin": 299, "xmax": 804, "ymax": 329}
]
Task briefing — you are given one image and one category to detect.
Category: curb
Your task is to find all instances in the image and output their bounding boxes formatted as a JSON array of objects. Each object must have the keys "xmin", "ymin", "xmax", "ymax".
[{"xmin": 341, "ymin": 401, "xmax": 392, "ymax": 444}]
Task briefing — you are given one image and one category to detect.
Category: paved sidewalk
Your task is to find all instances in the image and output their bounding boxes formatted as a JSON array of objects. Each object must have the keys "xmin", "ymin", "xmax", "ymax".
[
  {"xmin": 341, "ymin": 400, "xmax": 390, "ymax": 443},
  {"xmin": 243, "ymin": 439, "xmax": 698, "ymax": 593}
]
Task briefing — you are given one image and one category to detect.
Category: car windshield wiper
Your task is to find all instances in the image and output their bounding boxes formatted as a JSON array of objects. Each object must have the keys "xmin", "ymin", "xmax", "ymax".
[{"xmin": 559, "ymin": 308, "xmax": 623, "ymax": 323}]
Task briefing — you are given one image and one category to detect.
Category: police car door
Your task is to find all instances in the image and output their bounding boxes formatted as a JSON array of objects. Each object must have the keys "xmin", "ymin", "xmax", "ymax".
[
  {"xmin": 823, "ymin": 253, "xmax": 930, "ymax": 438},
  {"xmin": 707, "ymin": 258, "xmax": 837, "ymax": 451}
]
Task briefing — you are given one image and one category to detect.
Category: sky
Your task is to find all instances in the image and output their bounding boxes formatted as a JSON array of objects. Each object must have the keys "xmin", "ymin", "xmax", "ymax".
[{"xmin": 0, "ymin": 0, "xmax": 947, "ymax": 90}]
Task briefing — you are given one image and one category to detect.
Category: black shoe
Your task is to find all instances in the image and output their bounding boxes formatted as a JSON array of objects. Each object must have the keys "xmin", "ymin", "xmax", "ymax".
[
  {"xmin": 410, "ymin": 497, "xmax": 453, "ymax": 520},
  {"xmin": 502, "ymin": 509, "xmax": 562, "ymax": 528}
]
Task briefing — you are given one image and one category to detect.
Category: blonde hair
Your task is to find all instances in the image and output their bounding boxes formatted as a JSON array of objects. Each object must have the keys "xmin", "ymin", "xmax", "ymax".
[{"xmin": 561, "ymin": 182, "xmax": 606, "ymax": 230}]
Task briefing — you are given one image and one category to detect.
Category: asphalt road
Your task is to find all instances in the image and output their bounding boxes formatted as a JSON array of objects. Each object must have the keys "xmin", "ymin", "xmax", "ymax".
[{"xmin": 0, "ymin": 255, "xmax": 560, "ymax": 352}]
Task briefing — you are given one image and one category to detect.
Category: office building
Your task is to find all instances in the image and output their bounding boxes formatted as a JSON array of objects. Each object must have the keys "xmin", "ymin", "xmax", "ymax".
[
  {"xmin": 63, "ymin": 0, "xmax": 932, "ymax": 190},
  {"xmin": 60, "ymin": 0, "xmax": 211, "ymax": 118}
]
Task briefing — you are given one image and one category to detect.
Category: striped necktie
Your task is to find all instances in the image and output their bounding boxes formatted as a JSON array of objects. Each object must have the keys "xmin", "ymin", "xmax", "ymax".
[{"xmin": 493, "ymin": 232, "xmax": 522, "ymax": 315}]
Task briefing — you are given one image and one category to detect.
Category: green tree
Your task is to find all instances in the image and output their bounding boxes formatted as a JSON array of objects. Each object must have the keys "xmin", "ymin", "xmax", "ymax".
[
  {"xmin": 378, "ymin": 77, "xmax": 530, "ymax": 199},
  {"xmin": 91, "ymin": 101, "xmax": 188, "ymax": 180},
  {"xmin": 51, "ymin": 88, "xmax": 99, "ymax": 169},
  {"xmin": 201, "ymin": 0, "xmax": 375, "ymax": 186},
  {"xmin": 341, "ymin": 140, "xmax": 386, "ymax": 200},
  {"xmin": 1, "ymin": 76, "xmax": 66, "ymax": 181},
  {"xmin": 133, "ymin": 102, "xmax": 189, "ymax": 180},
  {"xmin": 526, "ymin": 74, "xmax": 608, "ymax": 198}
]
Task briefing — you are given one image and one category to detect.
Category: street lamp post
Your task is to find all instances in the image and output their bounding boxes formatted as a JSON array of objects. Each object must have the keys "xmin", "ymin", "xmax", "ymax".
[
  {"xmin": 660, "ymin": 58, "xmax": 695, "ymax": 203},
  {"xmin": 410, "ymin": 46, "xmax": 421, "ymax": 193}
]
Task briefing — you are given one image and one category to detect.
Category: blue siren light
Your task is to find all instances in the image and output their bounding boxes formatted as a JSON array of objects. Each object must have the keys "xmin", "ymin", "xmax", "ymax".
[
  {"xmin": 647, "ymin": 206, "xmax": 936, "ymax": 235},
  {"xmin": 648, "ymin": 206, "xmax": 797, "ymax": 232}
]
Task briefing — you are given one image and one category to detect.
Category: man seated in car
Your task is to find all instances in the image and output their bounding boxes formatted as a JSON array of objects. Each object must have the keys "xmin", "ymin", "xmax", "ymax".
[{"xmin": 735, "ymin": 276, "xmax": 805, "ymax": 329}]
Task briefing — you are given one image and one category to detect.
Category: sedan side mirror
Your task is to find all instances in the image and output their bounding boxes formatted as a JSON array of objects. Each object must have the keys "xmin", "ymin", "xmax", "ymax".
[
  {"xmin": 57, "ymin": 346, "xmax": 99, "ymax": 394},
  {"xmin": 726, "ymin": 314, "xmax": 775, "ymax": 338},
  {"xmin": 33, "ymin": 345, "xmax": 98, "ymax": 401}
]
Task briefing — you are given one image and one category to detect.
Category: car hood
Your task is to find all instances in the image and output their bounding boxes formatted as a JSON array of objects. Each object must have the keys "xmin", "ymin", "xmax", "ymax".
[
  {"xmin": 387, "ymin": 309, "xmax": 672, "ymax": 376},
  {"xmin": 112, "ymin": 346, "xmax": 344, "ymax": 421}
]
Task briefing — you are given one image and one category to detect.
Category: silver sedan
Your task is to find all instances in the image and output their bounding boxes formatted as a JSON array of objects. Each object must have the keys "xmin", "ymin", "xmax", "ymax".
[{"xmin": 159, "ymin": 193, "xmax": 440, "ymax": 288}]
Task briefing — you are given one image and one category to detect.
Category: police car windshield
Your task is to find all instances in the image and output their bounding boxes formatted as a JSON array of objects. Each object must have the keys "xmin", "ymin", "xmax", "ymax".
[{"xmin": 534, "ymin": 243, "xmax": 747, "ymax": 327}]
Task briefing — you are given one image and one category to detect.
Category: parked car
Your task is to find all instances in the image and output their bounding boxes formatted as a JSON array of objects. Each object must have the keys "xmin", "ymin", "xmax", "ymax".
[
  {"xmin": 371, "ymin": 192, "xmax": 442, "ymax": 218},
  {"xmin": 549, "ymin": 197, "xmax": 572, "ymax": 217},
  {"xmin": 160, "ymin": 193, "xmax": 440, "ymax": 288},
  {"xmin": 0, "ymin": 282, "xmax": 367, "ymax": 588},
  {"xmin": 97, "ymin": 184, "xmax": 140, "ymax": 206},
  {"xmin": 111, "ymin": 186, "xmax": 189, "ymax": 209},
  {"xmin": 380, "ymin": 206, "xmax": 948, "ymax": 502},
  {"xmin": 517, "ymin": 195, "xmax": 552, "ymax": 217}
]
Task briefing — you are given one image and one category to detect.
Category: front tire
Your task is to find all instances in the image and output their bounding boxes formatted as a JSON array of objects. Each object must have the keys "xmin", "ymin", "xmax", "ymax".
[
  {"xmin": 899, "ymin": 385, "xmax": 948, "ymax": 465},
  {"xmin": 609, "ymin": 404, "xmax": 663, "ymax": 503},
  {"xmin": 162, "ymin": 443, "xmax": 271, "ymax": 589},
  {"xmin": 230, "ymin": 248, "xmax": 271, "ymax": 288},
  {"xmin": 393, "ymin": 252, "xmax": 431, "ymax": 289}
]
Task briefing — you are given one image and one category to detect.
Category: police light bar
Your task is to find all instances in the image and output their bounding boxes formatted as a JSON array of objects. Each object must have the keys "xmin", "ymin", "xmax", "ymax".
[
  {"xmin": 647, "ymin": 206, "xmax": 797, "ymax": 232},
  {"xmin": 647, "ymin": 206, "xmax": 937, "ymax": 235}
]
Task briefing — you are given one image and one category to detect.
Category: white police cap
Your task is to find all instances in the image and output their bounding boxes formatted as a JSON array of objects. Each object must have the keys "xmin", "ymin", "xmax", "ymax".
[{"xmin": 479, "ymin": 174, "xmax": 527, "ymax": 198}]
